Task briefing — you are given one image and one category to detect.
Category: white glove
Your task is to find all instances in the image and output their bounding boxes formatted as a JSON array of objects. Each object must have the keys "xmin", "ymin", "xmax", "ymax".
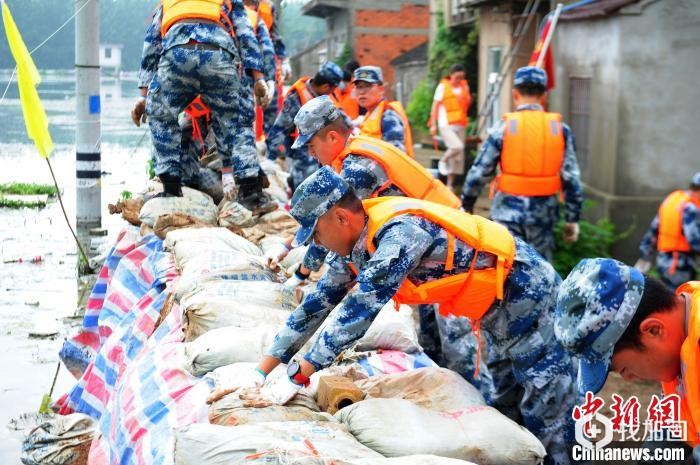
[
  {"xmin": 265, "ymin": 242, "xmax": 290, "ymax": 270},
  {"xmin": 259, "ymin": 375, "xmax": 302, "ymax": 405},
  {"xmin": 222, "ymin": 172, "xmax": 236, "ymax": 200},
  {"xmin": 206, "ymin": 367, "xmax": 266, "ymax": 403},
  {"xmin": 563, "ymin": 222, "xmax": 580, "ymax": 245},
  {"xmin": 281, "ymin": 272, "xmax": 305, "ymax": 292},
  {"xmin": 281, "ymin": 58, "xmax": 292, "ymax": 82},
  {"xmin": 265, "ymin": 80, "xmax": 276, "ymax": 104},
  {"xmin": 634, "ymin": 258, "xmax": 652, "ymax": 274}
]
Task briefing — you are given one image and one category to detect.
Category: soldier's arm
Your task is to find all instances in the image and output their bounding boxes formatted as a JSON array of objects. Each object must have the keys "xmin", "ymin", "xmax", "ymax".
[
  {"xmin": 461, "ymin": 122, "xmax": 505, "ymax": 205},
  {"xmin": 639, "ymin": 214, "xmax": 659, "ymax": 260},
  {"xmin": 227, "ymin": 0, "xmax": 262, "ymax": 76},
  {"xmin": 137, "ymin": 7, "xmax": 163, "ymax": 89},
  {"xmin": 266, "ymin": 93, "xmax": 300, "ymax": 159},
  {"xmin": 256, "ymin": 21, "xmax": 277, "ymax": 81},
  {"xmin": 266, "ymin": 255, "xmax": 355, "ymax": 363},
  {"xmin": 380, "ymin": 109, "xmax": 406, "ymax": 153},
  {"xmin": 560, "ymin": 124, "xmax": 584, "ymax": 223},
  {"xmin": 682, "ymin": 204, "xmax": 700, "ymax": 252},
  {"xmin": 302, "ymin": 241, "xmax": 329, "ymax": 272},
  {"xmin": 302, "ymin": 220, "xmax": 433, "ymax": 371}
]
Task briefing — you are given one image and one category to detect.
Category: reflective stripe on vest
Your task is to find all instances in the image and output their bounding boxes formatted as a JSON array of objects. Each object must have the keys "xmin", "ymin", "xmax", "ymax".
[
  {"xmin": 441, "ymin": 78, "xmax": 469, "ymax": 126},
  {"xmin": 245, "ymin": 5, "xmax": 259, "ymax": 34},
  {"xmin": 658, "ymin": 190, "xmax": 700, "ymax": 253},
  {"xmin": 497, "ymin": 111, "xmax": 565, "ymax": 196},
  {"xmin": 161, "ymin": 0, "xmax": 231, "ymax": 37},
  {"xmin": 358, "ymin": 100, "xmax": 414, "ymax": 158},
  {"xmin": 662, "ymin": 281, "xmax": 700, "ymax": 447},
  {"xmin": 258, "ymin": 0, "xmax": 274, "ymax": 31},
  {"xmin": 363, "ymin": 197, "xmax": 516, "ymax": 320},
  {"xmin": 332, "ymin": 136, "xmax": 460, "ymax": 208}
]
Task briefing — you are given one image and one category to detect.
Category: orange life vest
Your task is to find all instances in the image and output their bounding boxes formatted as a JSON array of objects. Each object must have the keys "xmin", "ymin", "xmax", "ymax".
[
  {"xmin": 245, "ymin": 5, "xmax": 259, "ymax": 33},
  {"xmin": 184, "ymin": 96, "xmax": 211, "ymax": 158},
  {"xmin": 358, "ymin": 100, "xmax": 414, "ymax": 158},
  {"xmin": 440, "ymin": 78, "xmax": 470, "ymax": 126},
  {"xmin": 362, "ymin": 197, "xmax": 516, "ymax": 320},
  {"xmin": 257, "ymin": 0, "xmax": 274, "ymax": 31},
  {"xmin": 334, "ymin": 85, "xmax": 360, "ymax": 120},
  {"xmin": 658, "ymin": 190, "xmax": 700, "ymax": 253},
  {"xmin": 161, "ymin": 0, "xmax": 234, "ymax": 37},
  {"xmin": 286, "ymin": 77, "xmax": 314, "ymax": 107},
  {"xmin": 662, "ymin": 281, "xmax": 700, "ymax": 447},
  {"xmin": 495, "ymin": 110, "xmax": 565, "ymax": 197},
  {"xmin": 331, "ymin": 136, "xmax": 460, "ymax": 208}
]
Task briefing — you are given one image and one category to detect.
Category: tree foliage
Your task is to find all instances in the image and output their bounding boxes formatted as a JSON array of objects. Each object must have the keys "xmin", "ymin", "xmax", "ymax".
[{"xmin": 278, "ymin": 0, "xmax": 325, "ymax": 57}]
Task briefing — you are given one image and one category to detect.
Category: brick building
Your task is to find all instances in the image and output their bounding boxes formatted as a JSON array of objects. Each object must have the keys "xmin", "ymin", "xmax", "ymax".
[{"xmin": 296, "ymin": 0, "xmax": 430, "ymax": 95}]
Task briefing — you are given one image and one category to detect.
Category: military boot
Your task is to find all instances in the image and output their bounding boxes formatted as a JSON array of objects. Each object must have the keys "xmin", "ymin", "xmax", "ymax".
[{"xmin": 236, "ymin": 173, "xmax": 277, "ymax": 215}]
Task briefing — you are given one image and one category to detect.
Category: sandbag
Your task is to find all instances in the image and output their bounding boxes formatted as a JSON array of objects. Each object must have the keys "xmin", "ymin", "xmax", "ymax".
[
  {"xmin": 175, "ymin": 251, "xmax": 273, "ymax": 301},
  {"xmin": 173, "ymin": 422, "xmax": 382, "ymax": 465},
  {"xmin": 180, "ymin": 281, "xmax": 296, "ymax": 341},
  {"xmin": 356, "ymin": 367, "xmax": 484, "ymax": 411},
  {"xmin": 217, "ymin": 200, "xmax": 255, "ymax": 228},
  {"xmin": 164, "ymin": 227, "xmax": 262, "ymax": 257},
  {"xmin": 355, "ymin": 303, "xmax": 421, "ymax": 353},
  {"xmin": 209, "ymin": 390, "xmax": 334, "ymax": 426},
  {"xmin": 184, "ymin": 325, "xmax": 278, "ymax": 376},
  {"xmin": 342, "ymin": 456, "xmax": 477, "ymax": 465},
  {"xmin": 21, "ymin": 413, "xmax": 95, "ymax": 465},
  {"xmin": 256, "ymin": 209, "xmax": 299, "ymax": 236},
  {"xmin": 153, "ymin": 213, "xmax": 211, "ymax": 239},
  {"xmin": 139, "ymin": 186, "xmax": 218, "ymax": 227},
  {"xmin": 337, "ymin": 398, "xmax": 546, "ymax": 465}
]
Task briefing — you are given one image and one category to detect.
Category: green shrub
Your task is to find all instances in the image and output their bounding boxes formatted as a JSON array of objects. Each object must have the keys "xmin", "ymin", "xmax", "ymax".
[
  {"xmin": 406, "ymin": 78, "xmax": 435, "ymax": 140},
  {"xmin": 0, "ymin": 183, "xmax": 57, "ymax": 196},
  {"xmin": 334, "ymin": 42, "xmax": 353, "ymax": 67}
]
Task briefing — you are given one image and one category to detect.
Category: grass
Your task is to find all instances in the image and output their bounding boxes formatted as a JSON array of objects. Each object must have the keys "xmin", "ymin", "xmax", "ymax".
[
  {"xmin": 0, "ymin": 182, "xmax": 57, "ymax": 196},
  {"xmin": 0, "ymin": 198, "xmax": 47, "ymax": 208}
]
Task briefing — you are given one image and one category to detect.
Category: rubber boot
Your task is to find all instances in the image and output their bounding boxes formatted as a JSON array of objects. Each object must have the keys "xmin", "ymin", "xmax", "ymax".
[
  {"xmin": 156, "ymin": 172, "xmax": 183, "ymax": 197},
  {"xmin": 236, "ymin": 174, "xmax": 277, "ymax": 215}
]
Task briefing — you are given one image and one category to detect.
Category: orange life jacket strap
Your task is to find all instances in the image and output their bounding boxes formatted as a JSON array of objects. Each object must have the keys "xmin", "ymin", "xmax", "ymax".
[{"xmin": 445, "ymin": 232, "xmax": 455, "ymax": 272}]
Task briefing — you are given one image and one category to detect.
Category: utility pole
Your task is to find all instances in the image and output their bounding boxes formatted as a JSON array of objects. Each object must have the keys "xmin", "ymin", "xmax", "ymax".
[{"xmin": 74, "ymin": 0, "xmax": 101, "ymax": 273}]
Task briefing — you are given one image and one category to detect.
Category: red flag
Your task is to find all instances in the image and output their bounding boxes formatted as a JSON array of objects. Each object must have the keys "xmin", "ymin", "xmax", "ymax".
[{"xmin": 529, "ymin": 18, "xmax": 555, "ymax": 90}]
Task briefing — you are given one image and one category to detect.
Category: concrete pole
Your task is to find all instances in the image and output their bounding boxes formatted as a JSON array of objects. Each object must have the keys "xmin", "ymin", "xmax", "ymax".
[{"xmin": 74, "ymin": 0, "xmax": 101, "ymax": 269}]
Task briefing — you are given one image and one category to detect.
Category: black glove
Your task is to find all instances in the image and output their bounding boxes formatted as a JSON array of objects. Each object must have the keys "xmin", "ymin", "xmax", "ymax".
[{"xmin": 461, "ymin": 195, "xmax": 477, "ymax": 214}]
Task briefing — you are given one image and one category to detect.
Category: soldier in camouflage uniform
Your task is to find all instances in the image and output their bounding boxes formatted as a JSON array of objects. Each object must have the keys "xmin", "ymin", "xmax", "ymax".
[
  {"xmin": 462, "ymin": 67, "xmax": 584, "ymax": 260},
  {"xmin": 133, "ymin": 0, "xmax": 274, "ymax": 210},
  {"xmin": 352, "ymin": 66, "xmax": 408, "ymax": 152},
  {"xmin": 265, "ymin": 61, "xmax": 344, "ymax": 192},
  {"xmin": 635, "ymin": 172, "xmax": 700, "ymax": 289},
  {"xmin": 250, "ymin": 167, "xmax": 576, "ymax": 465}
]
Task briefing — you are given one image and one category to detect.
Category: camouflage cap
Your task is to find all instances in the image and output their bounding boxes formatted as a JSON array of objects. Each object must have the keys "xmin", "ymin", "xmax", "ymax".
[
  {"xmin": 290, "ymin": 166, "xmax": 350, "ymax": 247},
  {"xmin": 352, "ymin": 66, "xmax": 383, "ymax": 85},
  {"xmin": 292, "ymin": 95, "xmax": 342, "ymax": 150},
  {"xmin": 692, "ymin": 172, "xmax": 700, "ymax": 188},
  {"xmin": 514, "ymin": 66, "xmax": 547, "ymax": 88},
  {"xmin": 555, "ymin": 258, "xmax": 645, "ymax": 395},
  {"xmin": 317, "ymin": 60, "xmax": 344, "ymax": 86}
]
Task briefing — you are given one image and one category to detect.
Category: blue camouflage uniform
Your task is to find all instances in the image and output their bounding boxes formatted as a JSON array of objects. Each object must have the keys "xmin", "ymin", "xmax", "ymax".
[
  {"xmin": 289, "ymin": 96, "xmax": 488, "ymax": 389},
  {"xmin": 639, "ymin": 184, "xmax": 700, "ymax": 289},
  {"xmin": 269, "ymin": 167, "xmax": 576, "ymax": 465},
  {"xmin": 266, "ymin": 61, "xmax": 343, "ymax": 191},
  {"xmin": 352, "ymin": 66, "xmax": 407, "ymax": 153},
  {"xmin": 261, "ymin": 1, "xmax": 287, "ymax": 134},
  {"xmin": 462, "ymin": 67, "xmax": 584, "ymax": 260},
  {"xmin": 139, "ymin": 2, "xmax": 263, "ymax": 180}
]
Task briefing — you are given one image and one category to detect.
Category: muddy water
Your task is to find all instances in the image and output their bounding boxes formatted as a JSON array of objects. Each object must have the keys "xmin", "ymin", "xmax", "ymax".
[{"xmin": 0, "ymin": 70, "xmax": 150, "ymax": 462}]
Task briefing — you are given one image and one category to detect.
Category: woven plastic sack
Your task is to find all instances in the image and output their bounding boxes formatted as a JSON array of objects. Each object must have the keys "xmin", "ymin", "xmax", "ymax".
[{"xmin": 139, "ymin": 187, "xmax": 217, "ymax": 227}]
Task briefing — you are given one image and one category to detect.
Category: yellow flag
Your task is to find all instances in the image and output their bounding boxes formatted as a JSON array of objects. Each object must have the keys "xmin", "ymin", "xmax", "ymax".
[{"xmin": 2, "ymin": 1, "xmax": 53, "ymax": 157}]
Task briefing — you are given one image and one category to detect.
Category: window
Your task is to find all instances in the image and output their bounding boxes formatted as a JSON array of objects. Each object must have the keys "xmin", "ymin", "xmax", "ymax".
[
  {"xmin": 104, "ymin": 47, "xmax": 112, "ymax": 59},
  {"xmin": 569, "ymin": 77, "xmax": 591, "ymax": 172},
  {"xmin": 486, "ymin": 46, "xmax": 503, "ymax": 129}
]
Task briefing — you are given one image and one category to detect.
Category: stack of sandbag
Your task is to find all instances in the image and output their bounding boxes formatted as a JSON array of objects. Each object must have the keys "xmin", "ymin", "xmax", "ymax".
[
  {"xmin": 164, "ymin": 227, "xmax": 263, "ymax": 265},
  {"xmin": 139, "ymin": 186, "xmax": 218, "ymax": 229},
  {"xmin": 259, "ymin": 158, "xmax": 291, "ymax": 205},
  {"xmin": 334, "ymin": 368, "xmax": 546, "ymax": 465}
]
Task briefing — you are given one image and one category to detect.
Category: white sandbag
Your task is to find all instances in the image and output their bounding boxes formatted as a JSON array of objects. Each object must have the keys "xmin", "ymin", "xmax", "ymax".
[
  {"xmin": 184, "ymin": 325, "xmax": 278, "ymax": 376},
  {"xmin": 139, "ymin": 187, "xmax": 217, "ymax": 227},
  {"xmin": 181, "ymin": 281, "xmax": 296, "ymax": 341},
  {"xmin": 280, "ymin": 245, "xmax": 308, "ymax": 273},
  {"xmin": 355, "ymin": 303, "xmax": 421, "ymax": 353},
  {"xmin": 21, "ymin": 413, "xmax": 95, "ymax": 465},
  {"xmin": 217, "ymin": 200, "xmax": 255, "ymax": 228},
  {"xmin": 342, "ymin": 456, "xmax": 477, "ymax": 465},
  {"xmin": 356, "ymin": 367, "xmax": 484, "ymax": 411},
  {"xmin": 173, "ymin": 422, "xmax": 383, "ymax": 465},
  {"xmin": 175, "ymin": 251, "xmax": 273, "ymax": 300},
  {"xmin": 164, "ymin": 227, "xmax": 262, "ymax": 257},
  {"xmin": 337, "ymin": 398, "xmax": 546, "ymax": 465},
  {"xmin": 209, "ymin": 390, "xmax": 334, "ymax": 426}
]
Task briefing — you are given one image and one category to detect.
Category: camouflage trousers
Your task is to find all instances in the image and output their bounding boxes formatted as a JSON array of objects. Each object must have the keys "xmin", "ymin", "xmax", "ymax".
[
  {"xmin": 146, "ymin": 45, "xmax": 260, "ymax": 180},
  {"xmin": 287, "ymin": 149, "xmax": 320, "ymax": 193},
  {"xmin": 656, "ymin": 252, "xmax": 698, "ymax": 290}
]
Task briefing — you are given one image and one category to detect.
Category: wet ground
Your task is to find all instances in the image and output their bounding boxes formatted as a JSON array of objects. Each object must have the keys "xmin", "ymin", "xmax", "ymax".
[{"xmin": 0, "ymin": 70, "xmax": 150, "ymax": 462}]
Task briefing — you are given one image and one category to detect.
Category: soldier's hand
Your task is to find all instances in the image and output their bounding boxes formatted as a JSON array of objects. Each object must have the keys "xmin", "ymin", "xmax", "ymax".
[
  {"xmin": 634, "ymin": 258, "xmax": 652, "ymax": 274},
  {"xmin": 255, "ymin": 79, "xmax": 269, "ymax": 108},
  {"xmin": 563, "ymin": 222, "xmax": 580, "ymax": 245},
  {"xmin": 222, "ymin": 172, "xmax": 237, "ymax": 200},
  {"xmin": 280, "ymin": 58, "xmax": 292, "ymax": 82},
  {"xmin": 131, "ymin": 97, "xmax": 147, "ymax": 127}
]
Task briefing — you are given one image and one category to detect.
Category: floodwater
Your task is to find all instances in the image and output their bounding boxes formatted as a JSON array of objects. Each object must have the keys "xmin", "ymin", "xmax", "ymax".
[{"xmin": 0, "ymin": 70, "xmax": 151, "ymax": 462}]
